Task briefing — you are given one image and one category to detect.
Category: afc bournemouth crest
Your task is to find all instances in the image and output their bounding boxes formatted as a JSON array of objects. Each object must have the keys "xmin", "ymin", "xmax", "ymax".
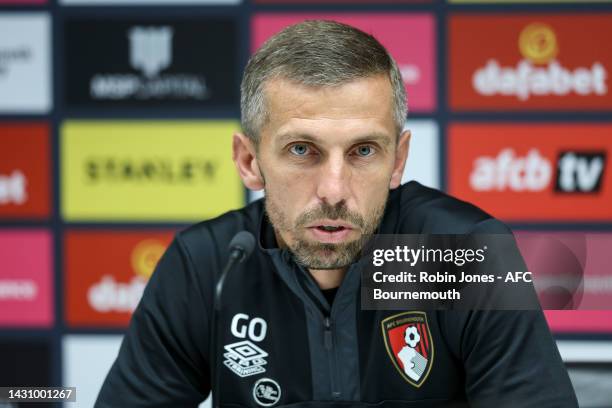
[{"xmin": 381, "ymin": 311, "xmax": 434, "ymax": 387}]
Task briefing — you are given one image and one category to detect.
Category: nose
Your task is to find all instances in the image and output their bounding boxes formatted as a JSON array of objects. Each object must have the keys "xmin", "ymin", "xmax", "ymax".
[{"xmin": 316, "ymin": 151, "xmax": 351, "ymax": 207}]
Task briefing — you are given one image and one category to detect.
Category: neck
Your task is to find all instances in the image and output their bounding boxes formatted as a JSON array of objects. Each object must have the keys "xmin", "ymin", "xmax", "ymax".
[{"xmin": 309, "ymin": 268, "xmax": 346, "ymax": 289}]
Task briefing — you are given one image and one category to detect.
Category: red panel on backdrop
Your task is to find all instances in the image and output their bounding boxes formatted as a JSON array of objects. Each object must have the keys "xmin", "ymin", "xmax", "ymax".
[
  {"xmin": 255, "ymin": 0, "xmax": 430, "ymax": 3},
  {"xmin": 448, "ymin": 123, "xmax": 612, "ymax": 222},
  {"xmin": 252, "ymin": 13, "xmax": 436, "ymax": 113},
  {"xmin": 65, "ymin": 230, "xmax": 175, "ymax": 328},
  {"xmin": 545, "ymin": 311, "xmax": 612, "ymax": 333},
  {"xmin": 0, "ymin": 123, "xmax": 51, "ymax": 219},
  {"xmin": 0, "ymin": 0, "xmax": 46, "ymax": 3},
  {"xmin": 0, "ymin": 230, "xmax": 53, "ymax": 328},
  {"xmin": 449, "ymin": 14, "xmax": 612, "ymax": 111}
]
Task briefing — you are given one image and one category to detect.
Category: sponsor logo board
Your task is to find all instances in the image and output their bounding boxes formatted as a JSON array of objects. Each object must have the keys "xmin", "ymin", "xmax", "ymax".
[
  {"xmin": 448, "ymin": 123, "xmax": 612, "ymax": 221},
  {"xmin": 0, "ymin": 230, "xmax": 53, "ymax": 328},
  {"xmin": 254, "ymin": 0, "xmax": 429, "ymax": 3},
  {"xmin": 63, "ymin": 336, "xmax": 124, "ymax": 408},
  {"xmin": 0, "ymin": 13, "xmax": 51, "ymax": 113},
  {"xmin": 450, "ymin": 0, "xmax": 612, "ymax": 2},
  {"xmin": 0, "ymin": 339, "xmax": 51, "ymax": 386},
  {"xmin": 61, "ymin": 121, "xmax": 244, "ymax": 222},
  {"xmin": 65, "ymin": 230, "xmax": 174, "ymax": 327},
  {"xmin": 450, "ymin": 14, "xmax": 612, "ymax": 111},
  {"xmin": 62, "ymin": 0, "xmax": 238, "ymax": 4},
  {"xmin": 0, "ymin": 0, "xmax": 46, "ymax": 3},
  {"xmin": 545, "ymin": 311, "xmax": 612, "ymax": 333},
  {"xmin": 0, "ymin": 123, "xmax": 51, "ymax": 219},
  {"xmin": 62, "ymin": 334, "xmax": 213, "ymax": 407},
  {"xmin": 402, "ymin": 120, "xmax": 439, "ymax": 189},
  {"xmin": 63, "ymin": 18, "xmax": 238, "ymax": 109},
  {"xmin": 252, "ymin": 13, "xmax": 436, "ymax": 113},
  {"xmin": 515, "ymin": 231, "xmax": 612, "ymax": 310}
]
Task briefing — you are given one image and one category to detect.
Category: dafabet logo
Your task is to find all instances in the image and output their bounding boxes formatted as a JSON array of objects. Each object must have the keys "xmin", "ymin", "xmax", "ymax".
[
  {"xmin": 65, "ymin": 231, "xmax": 174, "ymax": 327},
  {"xmin": 448, "ymin": 124, "xmax": 612, "ymax": 221},
  {"xmin": 450, "ymin": 14, "xmax": 612, "ymax": 110}
]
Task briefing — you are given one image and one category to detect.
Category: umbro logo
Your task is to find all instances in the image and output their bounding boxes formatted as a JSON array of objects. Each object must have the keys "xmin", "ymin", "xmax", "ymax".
[{"xmin": 224, "ymin": 313, "xmax": 269, "ymax": 378}]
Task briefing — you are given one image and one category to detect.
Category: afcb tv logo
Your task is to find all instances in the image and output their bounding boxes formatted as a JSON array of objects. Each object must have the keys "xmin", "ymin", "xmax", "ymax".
[
  {"xmin": 555, "ymin": 151, "xmax": 606, "ymax": 193},
  {"xmin": 470, "ymin": 149, "xmax": 606, "ymax": 193}
]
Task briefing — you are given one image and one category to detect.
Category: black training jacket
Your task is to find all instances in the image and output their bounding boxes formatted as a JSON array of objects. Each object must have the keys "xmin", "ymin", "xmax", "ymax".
[{"xmin": 95, "ymin": 181, "xmax": 578, "ymax": 408}]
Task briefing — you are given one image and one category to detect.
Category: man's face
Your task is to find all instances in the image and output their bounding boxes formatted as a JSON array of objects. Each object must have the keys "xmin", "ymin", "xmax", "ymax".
[{"xmin": 236, "ymin": 74, "xmax": 409, "ymax": 270}]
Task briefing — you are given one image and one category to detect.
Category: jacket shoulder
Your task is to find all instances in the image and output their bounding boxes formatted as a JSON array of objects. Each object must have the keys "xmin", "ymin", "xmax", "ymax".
[
  {"xmin": 394, "ymin": 181, "xmax": 510, "ymax": 234},
  {"xmin": 175, "ymin": 199, "xmax": 263, "ymax": 270}
]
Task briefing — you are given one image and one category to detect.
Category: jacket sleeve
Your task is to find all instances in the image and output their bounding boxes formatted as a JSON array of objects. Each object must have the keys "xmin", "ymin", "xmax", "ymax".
[
  {"xmin": 95, "ymin": 236, "xmax": 211, "ymax": 407},
  {"xmin": 459, "ymin": 219, "xmax": 578, "ymax": 408}
]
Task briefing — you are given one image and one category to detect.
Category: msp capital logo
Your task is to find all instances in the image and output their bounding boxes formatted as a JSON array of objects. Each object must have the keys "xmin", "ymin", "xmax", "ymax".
[
  {"xmin": 64, "ymin": 18, "xmax": 237, "ymax": 108},
  {"xmin": 90, "ymin": 24, "xmax": 207, "ymax": 101},
  {"xmin": 381, "ymin": 311, "xmax": 433, "ymax": 387},
  {"xmin": 473, "ymin": 22, "xmax": 607, "ymax": 101},
  {"xmin": 128, "ymin": 26, "xmax": 173, "ymax": 78},
  {"xmin": 224, "ymin": 313, "xmax": 269, "ymax": 378}
]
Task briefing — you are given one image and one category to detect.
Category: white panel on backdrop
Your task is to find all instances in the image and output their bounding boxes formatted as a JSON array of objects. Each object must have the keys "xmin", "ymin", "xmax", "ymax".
[
  {"xmin": 62, "ymin": 335, "xmax": 211, "ymax": 407},
  {"xmin": 248, "ymin": 120, "xmax": 439, "ymax": 203},
  {"xmin": 0, "ymin": 13, "xmax": 51, "ymax": 113},
  {"xmin": 61, "ymin": 0, "xmax": 239, "ymax": 4},
  {"xmin": 556, "ymin": 340, "xmax": 612, "ymax": 362},
  {"xmin": 401, "ymin": 120, "xmax": 439, "ymax": 189},
  {"xmin": 249, "ymin": 189, "xmax": 264, "ymax": 203}
]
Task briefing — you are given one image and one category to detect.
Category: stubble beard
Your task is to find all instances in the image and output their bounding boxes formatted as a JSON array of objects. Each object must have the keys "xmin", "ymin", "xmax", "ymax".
[{"xmin": 264, "ymin": 192, "xmax": 388, "ymax": 270}]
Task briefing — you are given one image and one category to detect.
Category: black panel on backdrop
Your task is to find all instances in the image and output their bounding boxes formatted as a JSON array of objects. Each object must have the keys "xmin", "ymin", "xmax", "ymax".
[
  {"xmin": 63, "ymin": 18, "xmax": 238, "ymax": 109},
  {"xmin": 0, "ymin": 339, "xmax": 52, "ymax": 408}
]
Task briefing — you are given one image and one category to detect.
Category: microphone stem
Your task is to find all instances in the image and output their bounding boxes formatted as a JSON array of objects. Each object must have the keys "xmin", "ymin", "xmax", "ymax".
[{"xmin": 210, "ymin": 248, "xmax": 243, "ymax": 407}]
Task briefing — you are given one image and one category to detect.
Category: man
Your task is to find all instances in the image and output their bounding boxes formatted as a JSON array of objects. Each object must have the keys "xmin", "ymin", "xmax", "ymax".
[{"xmin": 95, "ymin": 20, "xmax": 577, "ymax": 407}]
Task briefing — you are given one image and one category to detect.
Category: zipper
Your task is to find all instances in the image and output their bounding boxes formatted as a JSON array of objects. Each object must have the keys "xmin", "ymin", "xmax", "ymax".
[
  {"xmin": 294, "ymin": 263, "xmax": 344, "ymax": 400},
  {"xmin": 323, "ymin": 316, "xmax": 333, "ymax": 350},
  {"xmin": 323, "ymin": 314, "xmax": 341, "ymax": 399}
]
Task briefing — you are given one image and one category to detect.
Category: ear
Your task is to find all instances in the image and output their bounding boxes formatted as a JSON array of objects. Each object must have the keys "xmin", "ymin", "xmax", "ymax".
[
  {"xmin": 232, "ymin": 132, "xmax": 265, "ymax": 191},
  {"xmin": 389, "ymin": 129, "xmax": 411, "ymax": 189}
]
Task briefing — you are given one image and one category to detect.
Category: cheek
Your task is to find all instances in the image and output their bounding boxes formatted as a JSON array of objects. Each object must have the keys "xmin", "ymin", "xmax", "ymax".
[{"xmin": 350, "ymin": 169, "xmax": 392, "ymax": 203}]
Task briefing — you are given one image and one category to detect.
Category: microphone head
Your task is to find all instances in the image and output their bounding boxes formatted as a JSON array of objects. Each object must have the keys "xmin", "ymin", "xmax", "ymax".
[{"xmin": 228, "ymin": 231, "xmax": 256, "ymax": 262}]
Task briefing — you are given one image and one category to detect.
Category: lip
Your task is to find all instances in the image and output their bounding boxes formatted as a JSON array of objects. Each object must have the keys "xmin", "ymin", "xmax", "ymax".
[
  {"xmin": 305, "ymin": 219, "xmax": 355, "ymax": 229},
  {"xmin": 305, "ymin": 220, "xmax": 357, "ymax": 244}
]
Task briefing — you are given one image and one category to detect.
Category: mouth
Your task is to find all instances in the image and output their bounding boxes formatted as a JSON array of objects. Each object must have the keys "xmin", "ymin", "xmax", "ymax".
[{"xmin": 306, "ymin": 220, "xmax": 356, "ymax": 243}]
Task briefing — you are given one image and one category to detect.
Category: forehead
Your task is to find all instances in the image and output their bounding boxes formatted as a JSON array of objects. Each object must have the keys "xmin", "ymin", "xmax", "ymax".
[{"xmin": 260, "ymin": 75, "xmax": 396, "ymax": 145}]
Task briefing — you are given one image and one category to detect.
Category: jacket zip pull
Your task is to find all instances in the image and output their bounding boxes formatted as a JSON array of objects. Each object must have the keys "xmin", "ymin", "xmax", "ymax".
[{"xmin": 323, "ymin": 316, "xmax": 333, "ymax": 350}]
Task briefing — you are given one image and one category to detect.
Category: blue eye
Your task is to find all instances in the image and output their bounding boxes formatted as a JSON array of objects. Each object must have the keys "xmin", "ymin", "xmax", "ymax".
[
  {"xmin": 289, "ymin": 144, "xmax": 309, "ymax": 156},
  {"xmin": 356, "ymin": 145, "xmax": 374, "ymax": 157}
]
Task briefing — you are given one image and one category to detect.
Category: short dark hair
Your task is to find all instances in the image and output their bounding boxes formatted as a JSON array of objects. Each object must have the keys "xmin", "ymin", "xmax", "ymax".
[{"xmin": 240, "ymin": 20, "xmax": 407, "ymax": 143}]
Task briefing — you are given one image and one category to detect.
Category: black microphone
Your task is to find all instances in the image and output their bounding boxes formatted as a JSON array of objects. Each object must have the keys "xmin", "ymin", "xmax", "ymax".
[
  {"xmin": 211, "ymin": 231, "xmax": 256, "ymax": 407},
  {"xmin": 214, "ymin": 231, "xmax": 256, "ymax": 310}
]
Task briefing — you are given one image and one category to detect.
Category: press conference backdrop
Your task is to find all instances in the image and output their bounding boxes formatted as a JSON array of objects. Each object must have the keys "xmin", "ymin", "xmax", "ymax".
[{"xmin": 1, "ymin": 0, "xmax": 611, "ymax": 407}]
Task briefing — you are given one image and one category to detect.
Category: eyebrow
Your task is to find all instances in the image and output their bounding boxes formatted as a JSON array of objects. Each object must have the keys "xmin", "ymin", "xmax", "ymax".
[{"xmin": 275, "ymin": 131, "xmax": 393, "ymax": 148}]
